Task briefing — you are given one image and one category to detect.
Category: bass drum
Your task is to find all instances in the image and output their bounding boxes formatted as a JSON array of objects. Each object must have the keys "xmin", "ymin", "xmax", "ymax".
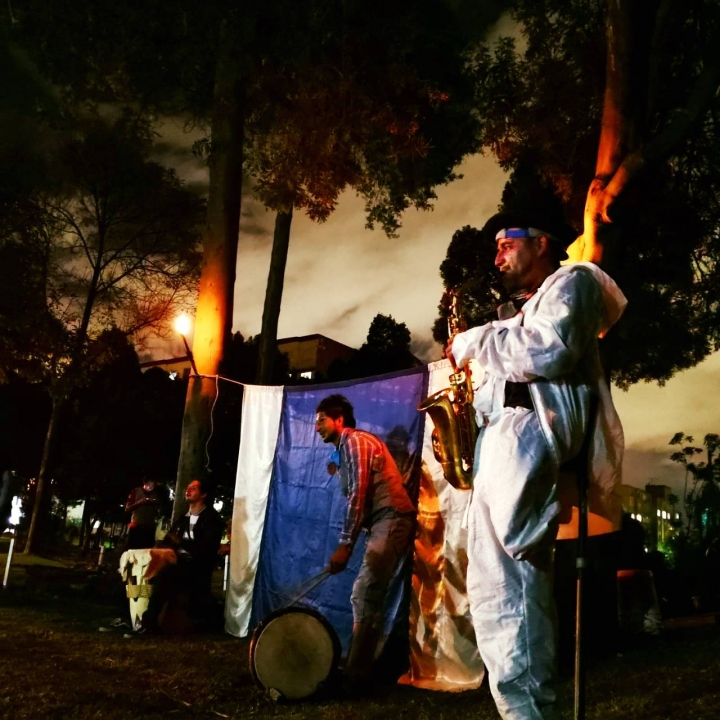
[{"xmin": 249, "ymin": 606, "xmax": 341, "ymax": 701}]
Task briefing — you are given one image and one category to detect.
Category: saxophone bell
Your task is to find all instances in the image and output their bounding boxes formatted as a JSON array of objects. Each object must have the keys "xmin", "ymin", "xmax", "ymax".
[
  {"xmin": 418, "ymin": 373, "xmax": 477, "ymax": 491},
  {"xmin": 418, "ymin": 352, "xmax": 478, "ymax": 490}
]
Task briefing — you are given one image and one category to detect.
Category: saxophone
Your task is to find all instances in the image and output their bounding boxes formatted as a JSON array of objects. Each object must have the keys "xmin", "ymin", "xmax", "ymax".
[{"xmin": 418, "ymin": 290, "xmax": 479, "ymax": 490}]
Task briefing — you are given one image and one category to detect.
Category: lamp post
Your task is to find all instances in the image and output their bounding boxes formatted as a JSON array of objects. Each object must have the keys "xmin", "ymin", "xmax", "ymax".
[{"xmin": 174, "ymin": 314, "xmax": 199, "ymax": 376}]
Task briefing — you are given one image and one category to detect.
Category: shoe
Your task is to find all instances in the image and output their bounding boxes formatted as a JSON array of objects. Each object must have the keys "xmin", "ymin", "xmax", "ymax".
[
  {"xmin": 99, "ymin": 617, "xmax": 131, "ymax": 632},
  {"xmin": 124, "ymin": 621, "xmax": 160, "ymax": 639}
]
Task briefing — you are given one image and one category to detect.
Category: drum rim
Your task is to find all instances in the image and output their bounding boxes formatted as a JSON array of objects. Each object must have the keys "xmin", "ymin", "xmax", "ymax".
[{"xmin": 248, "ymin": 605, "xmax": 342, "ymax": 695}]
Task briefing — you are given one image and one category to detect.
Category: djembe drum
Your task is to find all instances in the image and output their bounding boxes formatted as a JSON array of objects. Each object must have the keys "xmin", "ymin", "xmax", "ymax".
[
  {"xmin": 249, "ymin": 606, "xmax": 341, "ymax": 701},
  {"xmin": 119, "ymin": 548, "xmax": 177, "ymax": 630}
]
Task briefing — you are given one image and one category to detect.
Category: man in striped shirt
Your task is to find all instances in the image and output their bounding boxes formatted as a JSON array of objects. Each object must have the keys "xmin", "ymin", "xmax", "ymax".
[{"xmin": 316, "ymin": 394, "xmax": 416, "ymax": 684}]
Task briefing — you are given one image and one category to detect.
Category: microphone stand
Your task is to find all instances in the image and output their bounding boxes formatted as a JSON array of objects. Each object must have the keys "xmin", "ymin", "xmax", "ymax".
[{"xmin": 574, "ymin": 393, "xmax": 599, "ymax": 720}]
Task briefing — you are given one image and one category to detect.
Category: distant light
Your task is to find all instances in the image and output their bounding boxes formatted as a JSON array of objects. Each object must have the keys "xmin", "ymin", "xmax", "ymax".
[
  {"xmin": 637, "ymin": 514, "xmax": 642, "ymax": 522},
  {"xmin": 10, "ymin": 497, "xmax": 22, "ymax": 526},
  {"xmin": 657, "ymin": 509, "xmax": 661, "ymax": 517},
  {"xmin": 169, "ymin": 371, "xmax": 178, "ymax": 380},
  {"xmin": 676, "ymin": 513, "xmax": 680, "ymax": 519},
  {"xmin": 213, "ymin": 500, "xmax": 223, "ymax": 513},
  {"xmin": 631, "ymin": 514, "xmax": 636, "ymax": 520},
  {"xmin": 174, "ymin": 313, "xmax": 192, "ymax": 336}
]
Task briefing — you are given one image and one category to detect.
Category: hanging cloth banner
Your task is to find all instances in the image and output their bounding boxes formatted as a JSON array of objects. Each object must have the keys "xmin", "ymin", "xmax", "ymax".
[
  {"xmin": 249, "ymin": 368, "xmax": 428, "ymax": 656},
  {"xmin": 399, "ymin": 358, "xmax": 484, "ymax": 691},
  {"xmin": 224, "ymin": 384, "xmax": 284, "ymax": 639},
  {"xmin": 225, "ymin": 362, "xmax": 484, "ymax": 691}
]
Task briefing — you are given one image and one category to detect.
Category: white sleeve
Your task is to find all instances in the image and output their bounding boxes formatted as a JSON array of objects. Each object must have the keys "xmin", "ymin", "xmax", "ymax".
[{"xmin": 452, "ymin": 269, "xmax": 602, "ymax": 383}]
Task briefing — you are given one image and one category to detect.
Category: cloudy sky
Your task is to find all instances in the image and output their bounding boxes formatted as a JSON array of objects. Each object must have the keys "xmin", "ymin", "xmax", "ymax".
[
  {"xmin": 155, "ymin": 124, "xmax": 720, "ymax": 502},
  {"xmin": 150, "ymin": 7, "xmax": 720, "ymax": 503}
]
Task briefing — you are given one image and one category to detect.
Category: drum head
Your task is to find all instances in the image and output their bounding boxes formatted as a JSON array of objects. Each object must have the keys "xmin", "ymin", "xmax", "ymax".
[{"xmin": 250, "ymin": 607, "xmax": 340, "ymax": 701}]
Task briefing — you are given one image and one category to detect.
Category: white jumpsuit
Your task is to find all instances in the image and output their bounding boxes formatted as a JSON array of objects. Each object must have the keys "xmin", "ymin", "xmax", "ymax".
[{"xmin": 452, "ymin": 263, "xmax": 626, "ymax": 720}]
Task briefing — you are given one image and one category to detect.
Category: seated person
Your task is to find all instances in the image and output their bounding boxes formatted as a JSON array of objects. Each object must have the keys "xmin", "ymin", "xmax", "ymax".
[{"xmin": 138, "ymin": 478, "xmax": 224, "ymax": 634}]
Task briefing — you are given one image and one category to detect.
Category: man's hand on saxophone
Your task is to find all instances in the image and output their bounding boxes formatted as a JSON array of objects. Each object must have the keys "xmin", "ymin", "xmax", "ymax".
[{"xmin": 444, "ymin": 335, "xmax": 459, "ymax": 371}]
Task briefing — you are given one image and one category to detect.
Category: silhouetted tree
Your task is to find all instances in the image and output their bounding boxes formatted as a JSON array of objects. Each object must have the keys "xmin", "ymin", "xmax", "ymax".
[
  {"xmin": 442, "ymin": 1, "xmax": 720, "ymax": 385},
  {"xmin": 329, "ymin": 314, "xmax": 420, "ymax": 381},
  {"xmin": 245, "ymin": 1, "xmax": 482, "ymax": 383},
  {"xmin": 0, "ymin": 113, "xmax": 203, "ymax": 552}
]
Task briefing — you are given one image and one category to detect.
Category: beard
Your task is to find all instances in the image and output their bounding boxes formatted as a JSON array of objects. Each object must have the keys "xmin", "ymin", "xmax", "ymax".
[{"xmin": 500, "ymin": 270, "xmax": 525, "ymax": 294}]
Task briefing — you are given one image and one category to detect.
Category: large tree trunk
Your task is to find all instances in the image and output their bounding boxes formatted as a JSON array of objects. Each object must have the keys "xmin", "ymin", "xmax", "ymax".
[
  {"xmin": 569, "ymin": 0, "xmax": 720, "ymax": 269},
  {"xmin": 572, "ymin": 0, "xmax": 637, "ymax": 270},
  {"xmin": 172, "ymin": 21, "xmax": 245, "ymax": 522},
  {"xmin": 24, "ymin": 395, "xmax": 67, "ymax": 554},
  {"xmin": 256, "ymin": 209, "xmax": 293, "ymax": 385}
]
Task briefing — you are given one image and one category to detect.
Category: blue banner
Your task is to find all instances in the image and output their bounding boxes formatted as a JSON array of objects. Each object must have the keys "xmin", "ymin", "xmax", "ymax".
[{"xmin": 250, "ymin": 367, "xmax": 429, "ymax": 655}]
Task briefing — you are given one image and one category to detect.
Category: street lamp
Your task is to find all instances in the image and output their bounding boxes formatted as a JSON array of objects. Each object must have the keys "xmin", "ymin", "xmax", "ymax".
[{"xmin": 174, "ymin": 313, "xmax": 198, "ymax": 375}]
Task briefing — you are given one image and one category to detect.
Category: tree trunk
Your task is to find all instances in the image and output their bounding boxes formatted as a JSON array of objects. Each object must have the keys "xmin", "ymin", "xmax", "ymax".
[
  {"xmin": 79, "ymin": 496, "xmax": 91, "ymax": 548},
  {"xmin": 573, "ymin": 0, "xmax": 637, "ymax": 269},
  {"xmin": 172, "ymin": 21, "xmax": 245, "ymax": 521},
  {"xmin": 24, "ymin": 395, "xmax": 67, "ymax": 554},
  {"xmin": 256, "ymin": 209, "xmax": 293, "ymax": 385},
  {"xmin": 569, "ymin": 0, "xmax": 720, "ymax": 269}
]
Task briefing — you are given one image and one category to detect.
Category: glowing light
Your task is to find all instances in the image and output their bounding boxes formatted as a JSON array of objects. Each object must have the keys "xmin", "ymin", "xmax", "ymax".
[
  {"xmin": 10, "ymin": 497, "xmax": 22, "ymax": 526},
  {"xmin": 174, "ymin": 313, "xmax": 192, "ymax": 336}
]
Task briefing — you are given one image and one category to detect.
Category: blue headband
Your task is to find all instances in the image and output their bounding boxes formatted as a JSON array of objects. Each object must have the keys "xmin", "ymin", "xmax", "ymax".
[{"xmin": 495, "ymin": 227, "xmax": 557, "ymax": 241}]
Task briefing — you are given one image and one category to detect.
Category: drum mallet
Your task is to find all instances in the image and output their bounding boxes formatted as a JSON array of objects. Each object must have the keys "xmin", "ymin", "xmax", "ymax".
[{"xmin": 285, "ymin": 569, "xmax": 331, "ymax": 607}]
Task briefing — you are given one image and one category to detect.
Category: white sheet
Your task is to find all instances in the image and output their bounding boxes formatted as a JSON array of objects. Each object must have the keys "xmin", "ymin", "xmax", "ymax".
[
  {"xmin": 224, "ymin": 384, "xmax": 284, "ymax": 638},
  {"xmin": 400, "ymin": 359, "xmax": 485, "ymax": 690}
]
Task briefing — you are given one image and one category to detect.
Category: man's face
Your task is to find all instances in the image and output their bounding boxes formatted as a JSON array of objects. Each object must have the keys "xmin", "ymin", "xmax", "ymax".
[
  {"xmin": 185, "ymin": 480, "xmax": 205, "ymax": 504},
  {"xmin": 315, "ymin": 412, "xmax": 344, "ymax": 445},
  {"xmin": 143, "ymin": 481, "xmax": 155, "ymax": 493},
  {"xmin": 495, "ymin": 234, "xmax": 542, "ymax": 293}
]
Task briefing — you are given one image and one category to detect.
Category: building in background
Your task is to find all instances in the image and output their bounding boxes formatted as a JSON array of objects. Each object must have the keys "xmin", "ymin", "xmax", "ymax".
[
  {"xmin": 139, "ymin": 355, "xmax": 193, "ymax": 381},
  {"xmin": 618, "ymin": 483, "xmax": 681, "ymax": 551},
  {"xmin": 139, "ymin": 333, "xmax": 358, "ymax": 383},
  {"xmin": 277, "ymin": 334, "xmax": 357, "ymax": 381}
]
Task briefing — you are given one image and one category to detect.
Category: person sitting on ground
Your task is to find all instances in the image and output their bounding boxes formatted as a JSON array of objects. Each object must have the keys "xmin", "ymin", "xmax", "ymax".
[{"xmin": 137, "ymin": 478, "xmax": 224, "ymax": 634}]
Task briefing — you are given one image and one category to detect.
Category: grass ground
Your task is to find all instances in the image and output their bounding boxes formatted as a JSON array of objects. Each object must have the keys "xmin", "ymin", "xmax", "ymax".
[{"xmin": 1, "ymin": 549, "xmax": 719, "ymax": 720}]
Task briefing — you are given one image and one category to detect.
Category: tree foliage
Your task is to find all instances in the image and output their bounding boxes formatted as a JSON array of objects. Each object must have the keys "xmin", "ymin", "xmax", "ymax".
[
  {"xmin": 668, "ymin": 431, "xmax": 720, "ymax": 609},
  {"xmin": 0, "ymin": 111, "xmax": 203, "ymax": 550},
  {"xmin": 239, "ymin": 0, "xmax": 483, "ymax": 382},
  {"xmin": 669, "ymin": 432, "xmax": 720, "ymax": 552},
  {"xmin": 55, "ymin": 337, "xmax": 186, "ymax": 506},
  {"xmin": 328, "ymin": 314, "xmax": 420, "ymax": 381},
  {"xmin": 440, "ymin": 0, "xmax": 720, "ymax": 386},
  {"xmin": 245, "ymin": 0, "xmax": 482, "ymax": 235},
  {"xmin": 1, "ymin": 113, "xmax": 203, "ymax": 390}
]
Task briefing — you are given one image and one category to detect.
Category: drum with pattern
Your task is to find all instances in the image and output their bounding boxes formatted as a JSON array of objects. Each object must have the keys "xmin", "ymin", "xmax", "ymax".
[
  {"xmin": 119, "ymin": 548, "xmax": 177, "ymax": 630},
  {"xmin": 249, "ymin": 607, "xmax": 341, "ymax": 701}
]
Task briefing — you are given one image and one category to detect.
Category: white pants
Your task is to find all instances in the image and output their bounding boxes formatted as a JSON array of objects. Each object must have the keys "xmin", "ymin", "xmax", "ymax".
[{"xmin": 467, "ymin": 408, "xmax": 559, "ymax": 720}]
